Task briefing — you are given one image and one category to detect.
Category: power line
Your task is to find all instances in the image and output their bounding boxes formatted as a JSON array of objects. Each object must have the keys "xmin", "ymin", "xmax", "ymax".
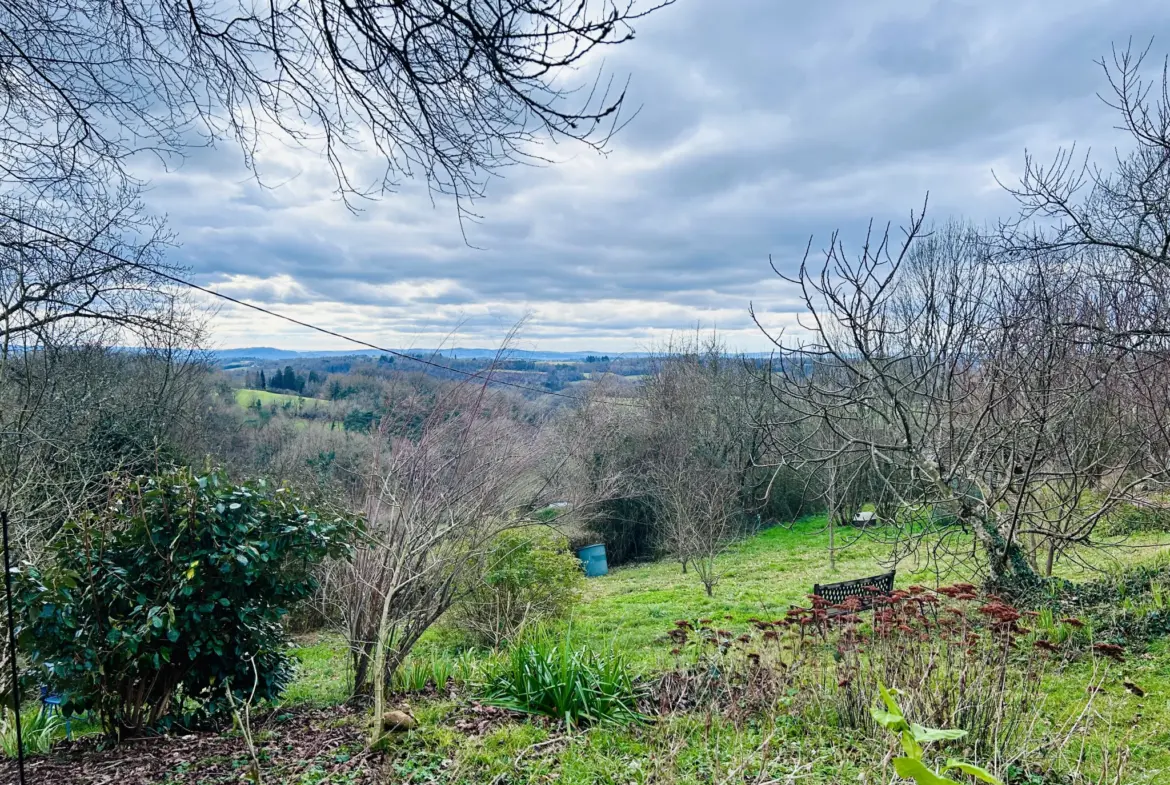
[{"xmin": 4, "ymin": 214, "xmax": 644, "ymax": 408}]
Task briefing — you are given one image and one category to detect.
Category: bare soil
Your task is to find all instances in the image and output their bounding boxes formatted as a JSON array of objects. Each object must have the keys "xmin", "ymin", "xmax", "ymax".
[{"xmin": 0, "ymin": 706, "xmax": 385, "ymax": 785}]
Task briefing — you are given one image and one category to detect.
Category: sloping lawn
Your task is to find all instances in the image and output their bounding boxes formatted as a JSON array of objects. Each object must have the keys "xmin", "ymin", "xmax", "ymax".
[
  {"xmin": 571, "ymin": 518, "xmax": 1170, "ymax": 661},
  {"xmin": 274, "ymin": 519, "xmax": 1170, "ymax": 784},
  {"xmin": 572, "ymin": 519, "xmax": 933, "ymax": 659},
  {"xmin": 17, "ymin": 520, "xmax": 1168, "ymax": 784}
]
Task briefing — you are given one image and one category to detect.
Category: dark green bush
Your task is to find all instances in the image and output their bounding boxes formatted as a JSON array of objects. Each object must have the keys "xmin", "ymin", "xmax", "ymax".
[
  {"xmin": 342, "ymin": 409, "xmax": 376, "ymax": 432},
  {"xmin": 451, "ymin": 529, "xmax": 584, "ymax": 648},
  {"xmin": 15, "ymin": 467, "xmax": 358, "ymax": 735},
  {"xmin": 1100, "ymin": 502, "xmax": 1170, "ymax": 535}
]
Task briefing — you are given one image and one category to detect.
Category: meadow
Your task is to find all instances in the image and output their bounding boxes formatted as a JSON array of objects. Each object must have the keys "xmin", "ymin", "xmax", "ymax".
[
  {"xmin": 235, "ymin": 388, "xmax": 317, "ymax": 409},
  {"xmin": 268, "ymin": 518, "xmax": 1170, "ymax": 785}
]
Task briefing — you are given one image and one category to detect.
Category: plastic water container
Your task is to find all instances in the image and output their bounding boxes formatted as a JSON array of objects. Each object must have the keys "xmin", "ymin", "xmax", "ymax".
[{"xmin": 576, "ymin": 543, "xmax": 608, "ymax": 577}]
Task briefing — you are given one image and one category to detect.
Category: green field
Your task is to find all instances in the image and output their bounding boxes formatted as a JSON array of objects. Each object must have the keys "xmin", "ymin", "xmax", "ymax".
[
  {"xmin": 281, "ymin": 519, "xmax": 1170, "ymax": 784},
  {"xmin": 234, "ymin": 388, "xmax": 314, "ymax": 408}
]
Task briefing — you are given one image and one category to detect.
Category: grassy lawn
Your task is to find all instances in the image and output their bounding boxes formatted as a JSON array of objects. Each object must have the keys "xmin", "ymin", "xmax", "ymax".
[
  {"xmin": 234, "ymin": 388, "xmax": 317, "ymax": 408},
  {"xmin": 572, "ymin": 518, "xmax": 1170, "ymax": 662},
  {"xmin": 278, "ymin": 519, "xmax": 1170, "ymax": 784},
  {"xmin": 572, "ymin": 519, "xmax": 937, "ymax": 662}
]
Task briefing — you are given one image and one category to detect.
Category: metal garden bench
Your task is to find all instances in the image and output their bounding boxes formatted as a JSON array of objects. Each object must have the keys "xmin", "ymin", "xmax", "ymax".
[{"xmin": 812, "ymin": 569, "xmax": 896, "ymax": 613}]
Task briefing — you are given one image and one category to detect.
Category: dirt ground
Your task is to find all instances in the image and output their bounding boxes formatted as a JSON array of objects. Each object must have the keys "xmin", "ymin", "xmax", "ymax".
[{"xmin": 0, "ymin": 706, "xmax": 385, "ymax": 785}]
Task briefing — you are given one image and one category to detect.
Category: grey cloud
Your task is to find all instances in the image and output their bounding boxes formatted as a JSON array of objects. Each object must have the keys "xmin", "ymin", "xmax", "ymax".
[{"xmin": 142, "ymin": 0, "xmax": 1170, "ymax": 350}]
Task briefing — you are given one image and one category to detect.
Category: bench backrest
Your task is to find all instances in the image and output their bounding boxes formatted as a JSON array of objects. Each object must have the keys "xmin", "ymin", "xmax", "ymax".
[{"xmin": 812, "ymin": 570, "xmax": 896, "ymax": 609}]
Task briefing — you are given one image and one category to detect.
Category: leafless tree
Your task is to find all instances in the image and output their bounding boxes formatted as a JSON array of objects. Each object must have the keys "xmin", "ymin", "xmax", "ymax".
[
  {"xmin": 0, "ymin": 0, "xmax": 672, "ymax": 216},
  {"xmin": 1, "ymin": 189, "xmax": 184, "ymax": 350},
  {"xmin": 632, "ymin": 334, "xmax": 772, "ymax": 590},
  {"xmin": 0, "ymin": 319, "xmax": 209, "ymax": 558},
  {"xmin": 754, "ymin": 216, "xmax": 1170, "ymax": 587},
  {"xmin": 327, "ymin": 343, "xmax": 605, "ymax": 742},
  {"xmin": 652, "ymin": 454, "xmax": 737, "ymax": 596},
  {"xmin": 0, "ymin": 181, "xmax": 201, "ymax": 570},
  {"xmin": 1001, "ymin": 40, "xmax": 1170, "ymax": 350}
]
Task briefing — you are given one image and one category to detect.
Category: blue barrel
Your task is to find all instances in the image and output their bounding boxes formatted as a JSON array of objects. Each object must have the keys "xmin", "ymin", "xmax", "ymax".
[{"xmin": 576, "ymin": 543, "xmax": 608, "ymax": 577}]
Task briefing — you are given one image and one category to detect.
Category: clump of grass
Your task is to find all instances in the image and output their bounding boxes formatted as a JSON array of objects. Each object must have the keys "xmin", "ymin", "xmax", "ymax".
[
  {"xmin": 451, "ymin": 650, "xmax": 482, "ymax": 686},
  {"xmin": 391, "ymin": 659, "xmax": 435, "ymax": 693},
  {"xmin": 479, "ymin": 626, "xmax": 646, "ymax": 727},
  {"xmin": 0, "ymin": 707, "xmax": 63, "ymax": 758},
  {"xmin": 390, "ymin": 652, "xmax": 481, "ymax": 695}
]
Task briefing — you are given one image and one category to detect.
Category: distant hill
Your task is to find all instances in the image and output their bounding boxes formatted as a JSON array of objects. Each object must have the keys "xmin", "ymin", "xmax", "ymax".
[{"xmin": 210, "ymin": 347, "xmax": 653, "ymax": 362}]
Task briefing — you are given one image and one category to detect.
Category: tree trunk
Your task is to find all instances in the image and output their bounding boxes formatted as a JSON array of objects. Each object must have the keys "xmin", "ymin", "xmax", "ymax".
[
  {"xmin": 828, "ymin": 512, "xmax": 836, "ymax": 572},
  {"xmin": 973, "ymin": 515, "xmax": 1040, "ymax": 590},
  {"xmin": 369, "ymin": 585, "xmax": 397, "ymax": 745},
  {"xmin": 351, "ymin": 640, "xmax": 375, "ymax": 696}
]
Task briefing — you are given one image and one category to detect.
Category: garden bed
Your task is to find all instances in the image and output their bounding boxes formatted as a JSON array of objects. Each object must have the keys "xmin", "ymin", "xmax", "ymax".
[{"xmin": 0, "ymin": 706, "xmax": 384, "ymax": 785}]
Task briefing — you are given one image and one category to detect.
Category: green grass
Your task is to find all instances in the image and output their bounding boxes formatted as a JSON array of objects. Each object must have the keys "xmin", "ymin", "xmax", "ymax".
[
  {"xmin": 33, "ymin": 516, "xmax": 1162, "ymax": 781},
  {"xmin": 234, "ymin": 387, "xmax": 341, "ymax": 427},
  {"xmin": 276, "ymin": 519, "xmax": 1170, "ymax": 782},
  {"xmin": 571, "ymin": 519, "xmax": 930, "ymax": 660},
  {"xmin": 234, "ymin": 388, "xmax": 310, "ymax": 408},
  {"xmin": 571, "ymin": 518, "xmax": 1170, "ymax": 663},
  {"xmin": 283, "ymin": 634, "xmax": 352, "ymax": 708},
  {"xmin": 1036, "ymin": 639, "xmax": 1170, "ymax": 780}
]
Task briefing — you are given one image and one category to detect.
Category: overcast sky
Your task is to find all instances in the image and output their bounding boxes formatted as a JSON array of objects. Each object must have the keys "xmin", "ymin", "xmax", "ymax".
[{"xmin": 152, "ymin": 0, "xmax": 1170, "ymax": 354}]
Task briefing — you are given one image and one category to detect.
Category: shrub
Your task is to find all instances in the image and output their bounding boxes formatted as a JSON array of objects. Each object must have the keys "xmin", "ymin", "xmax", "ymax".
[
  {"xmin": 653, "ymin": 616, "xmax": 805, "ymax": 721},
  {"xmin": 479, "ymin": 627, "xmax": 645, "ymax": 726},
  {"xmin": 0, "ymin": 707, "xmax": 63, "ymax": 758},
  {"xmin": 451, "ymin": 529, "xmax": 584, "ymax": 648},
  {"xmin": 1100, "ymin": 501, "xmax": 1170, "ymax": 535},
  {"xmin": 15, "ymin": 467, "xmax": 358, "ymax": 735},
  {"xmin": 799, "ymin": 586, "xmax": 1065, "ymax": 755}
]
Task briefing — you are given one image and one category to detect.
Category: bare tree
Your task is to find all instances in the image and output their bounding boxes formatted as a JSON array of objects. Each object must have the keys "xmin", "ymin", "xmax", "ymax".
[
  {"xmin": 0, "ymin": 0, "xmax": 672, "ymax": 215},
  {"xmin": 754, "ymin": 217, "xmax": 1170, "ymax": 587},
  {"xmin": 0, "ymin": 342, "xmax": 211, "ymax": 546},
  {"xmin": 1002, "ymin": 40, "xmax": 1170, "ymax": 350},
  {"xmin": 653, "ymin": 455, "xmax": 737, "ymax": 596},
  {"xmin": 632, "ymin": 333, "xmax": 771, "ymax": 590},
  {"xmin": 326, "ymin": 348, "xmax": 606, "ymax": 742},
  {"xmin": 1, "ymin": 189, "xmax": 184, "ymax": 350},
  {"xmin": 0, "ymin": 182, "xmax": 202, "ymax": 571}
]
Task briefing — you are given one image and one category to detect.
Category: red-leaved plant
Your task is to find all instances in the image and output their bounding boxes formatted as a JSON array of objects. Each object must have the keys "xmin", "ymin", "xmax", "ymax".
[
  {"xmin": 792, "ymin": 584, "xmax": 1072, "ymax": 755},
  {"xmin": 652, "ymin": 583, "xmax": 1101, "ymax": 758}
]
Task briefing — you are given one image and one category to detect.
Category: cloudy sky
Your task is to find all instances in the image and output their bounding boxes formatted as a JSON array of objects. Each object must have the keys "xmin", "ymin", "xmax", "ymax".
[{"xmin": 151, "ymin": 0, "xmax": 1170, "ymax": 354}]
